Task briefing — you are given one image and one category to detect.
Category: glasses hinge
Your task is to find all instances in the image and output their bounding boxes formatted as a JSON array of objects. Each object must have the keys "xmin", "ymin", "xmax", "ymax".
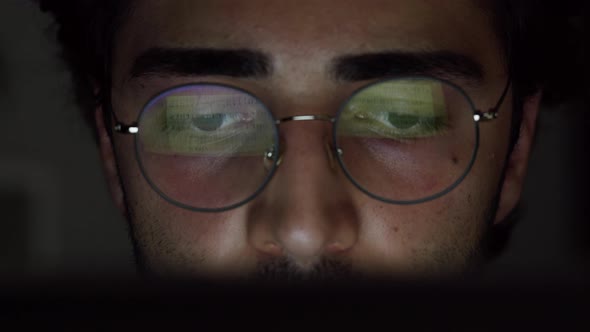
[
  {"xmin": 473, "ymin": 110, "xmax": 498, "ymax": 122},
  {"xmin": 114, "ymin": 123, "xmax": 139, "ymax": 134}
]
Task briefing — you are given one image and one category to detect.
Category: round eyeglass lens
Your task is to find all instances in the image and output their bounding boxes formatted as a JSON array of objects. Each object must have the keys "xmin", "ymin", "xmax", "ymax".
[
  {"xmin": 136, "ymin": 84, "xmax": 279, "ymax": 211},
  {"xmin": 334, "ymin": 77, "xmax": 478, "ymax": 204}
]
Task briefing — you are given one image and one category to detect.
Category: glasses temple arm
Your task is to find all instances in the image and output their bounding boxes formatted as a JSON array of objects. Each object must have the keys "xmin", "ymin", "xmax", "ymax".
[
  {"xmin": 492, "ymin": 75, "xmax": 512, "ymax": 113},
  {"xmin": 475, "ymin": 75, "xmax": 512, "ymax": 122}
]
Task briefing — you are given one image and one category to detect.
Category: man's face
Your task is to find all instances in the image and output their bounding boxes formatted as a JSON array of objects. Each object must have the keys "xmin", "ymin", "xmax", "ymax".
[{"xmin": 101, "ymin": 0, "xmax": 534, "ymax": 279}]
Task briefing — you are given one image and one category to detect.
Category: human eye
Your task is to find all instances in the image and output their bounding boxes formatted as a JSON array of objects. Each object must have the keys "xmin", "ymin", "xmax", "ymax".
[
  {"xmin": 339, "ymin": 79, "xmax": 449, "ymax": 141},
  {"xmin": 189, "ymin": 113, "xmax": 241, "ymax": 132},
  {"xmin": 141, "ymin": 92, "xmax": 275, "ymax": 155},
  {"xmin": 166, "ymin": 94, "xmax": 257, "ymax": 132},
  {"xmin": 352, "ymin": 108, "xmax": 447, "ymax": 139}
]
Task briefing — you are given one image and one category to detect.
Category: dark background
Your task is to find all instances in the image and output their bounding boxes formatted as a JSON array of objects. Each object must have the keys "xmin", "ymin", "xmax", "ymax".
[{"xmin": 0, "ymin": 0, "xmax": 588, "ymax": 283}]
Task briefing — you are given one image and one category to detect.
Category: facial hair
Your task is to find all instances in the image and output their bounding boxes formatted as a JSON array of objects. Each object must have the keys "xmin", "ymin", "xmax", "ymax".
[{"xmin": 253, "ymin": 256, "xmax": 357, "ymax": 282}]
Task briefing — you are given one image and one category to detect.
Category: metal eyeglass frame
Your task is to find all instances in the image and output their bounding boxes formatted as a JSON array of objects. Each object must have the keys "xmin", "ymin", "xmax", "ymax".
[{"xmin": 110, "ymin": 76, "xmax": 511, "ymax": 212}]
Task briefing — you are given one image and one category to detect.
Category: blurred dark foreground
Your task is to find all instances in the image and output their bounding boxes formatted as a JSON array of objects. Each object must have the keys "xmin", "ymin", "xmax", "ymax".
[{"xmin": 1, "ymin": 276, "xmax": 588, "ymax": 330}]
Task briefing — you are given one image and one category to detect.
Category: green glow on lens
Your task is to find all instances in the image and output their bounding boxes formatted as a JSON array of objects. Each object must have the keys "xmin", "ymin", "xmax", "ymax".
[
  {"xmin": 340, "ymin": 79, "xmax": 448, "ymax": 140},
  {"xmin": 141, "ymin": 93, "xmax": 274, "ymax": 156}
]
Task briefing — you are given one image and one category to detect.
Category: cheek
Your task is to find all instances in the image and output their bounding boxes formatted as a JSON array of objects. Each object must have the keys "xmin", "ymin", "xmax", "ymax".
[
  {"xmin": 337, "ymin": 133, "xmax": 475, "ymax": 202},
  {"xmin": 354, "ymin": 184, "xmax": 492, "ymax": 274},
  {"xmin": 113, "ymin": 139, "xmax": 254, "ymax": 272},
  {"xmin": 141, "ymin": 153, "xmax": 266, "ymax": 208},
  {"xmin": 128, "ymin": 195, "xmax": 253, "ymax": 275}
]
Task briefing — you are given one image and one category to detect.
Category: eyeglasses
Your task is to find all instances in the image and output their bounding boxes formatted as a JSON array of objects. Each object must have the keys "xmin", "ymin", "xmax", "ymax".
[{"xmin": 113, "ymin": 76, "xmax": 509, "ymax": 212}]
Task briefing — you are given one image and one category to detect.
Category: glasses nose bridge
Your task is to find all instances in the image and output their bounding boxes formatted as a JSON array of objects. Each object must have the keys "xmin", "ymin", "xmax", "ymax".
[
  {"xmin": 275, "ymin": 114, "xmax": 336, "ymax": 125},
  {"xmin": 269, "ymin": 114, "xmax": 340, "ymax": 170}
]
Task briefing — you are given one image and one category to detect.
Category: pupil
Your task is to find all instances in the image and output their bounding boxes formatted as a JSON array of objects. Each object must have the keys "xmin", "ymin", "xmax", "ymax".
[
  {"xmin": 192, "ymin": 114, "xmax": 225, "ymax": 131},
  {"xmin": 387, "ymin": 113, "xmax": 419, "ymax": 129}
]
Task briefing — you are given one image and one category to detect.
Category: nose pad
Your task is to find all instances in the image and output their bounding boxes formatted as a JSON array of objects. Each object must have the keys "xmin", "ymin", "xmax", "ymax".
[
  {"xmin": 263, "ymin": 147, "xmax": 278, "ymax": 171},
  {"xmin": 263, "ymin": 140, "xmax": 285, "ymax": 171},
  {"xmin": 325, "ymin": 142, "xmax": 338, "ymax": 171}
]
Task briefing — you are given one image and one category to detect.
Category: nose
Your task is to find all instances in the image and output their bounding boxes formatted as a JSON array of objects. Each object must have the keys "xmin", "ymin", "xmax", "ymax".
[{"xmin": 247, "ymin": 119, "xmax": 359, "ymax": 266}]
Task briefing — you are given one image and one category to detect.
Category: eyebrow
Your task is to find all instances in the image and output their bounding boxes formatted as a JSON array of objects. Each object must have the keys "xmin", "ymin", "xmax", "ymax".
[
  {"xmin": 331, "ymin": 51, "xmax": 485, "ymax": 83},
  {"xmin": 129, "ymin": 47, "xmax": 272, "ymax": 79},
  {"xmin": 129, "ymin": 47, "xmax": 484, "ymax": 85}
]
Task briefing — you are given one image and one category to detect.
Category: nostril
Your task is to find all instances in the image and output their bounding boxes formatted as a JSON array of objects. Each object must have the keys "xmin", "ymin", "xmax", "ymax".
[
  {"xmin": 325, "ymin": 241, "xmax": 351, "ymax": 254},
  {"xmin": 252, "ymin": 241, "xmax": 284, "ymax": 260},
  {"xmin": 262, "ymin": 241, "xmax": 283, "ymax": 256}
]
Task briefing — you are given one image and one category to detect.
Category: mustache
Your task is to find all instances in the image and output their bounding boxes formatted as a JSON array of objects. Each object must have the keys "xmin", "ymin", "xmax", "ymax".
[{"xmin": 254, "ymin": 256, "xmax": 356, "ymax": 282}]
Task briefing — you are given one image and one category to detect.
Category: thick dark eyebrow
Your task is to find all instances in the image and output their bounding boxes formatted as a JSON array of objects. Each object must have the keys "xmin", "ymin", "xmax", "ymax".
[
  {"xmin": 331, "ymin": 51, "xmax": 485, "ymax": 83},
  {"xmin": 129, "ymin": 48, "xmax": 272, "ymax": 79}
]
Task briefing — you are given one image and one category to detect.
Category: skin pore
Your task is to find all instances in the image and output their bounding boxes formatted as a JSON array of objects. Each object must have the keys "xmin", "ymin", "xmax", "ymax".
[{"xmin": 96, "ymin": 0, "xmax": 540, "ymax": 280}]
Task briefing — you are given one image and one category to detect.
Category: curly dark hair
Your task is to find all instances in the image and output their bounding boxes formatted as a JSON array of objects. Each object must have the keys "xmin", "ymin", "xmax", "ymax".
[{"xmin": 37, "ymin": 0, "xmax": 585, "ymax": 131}]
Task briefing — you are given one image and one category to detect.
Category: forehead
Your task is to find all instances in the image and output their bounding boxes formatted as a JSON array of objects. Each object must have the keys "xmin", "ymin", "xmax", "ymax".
[
  {"xmin": 112, "ymin": 0, "xmax": 504, "ymax": 95},
  {"xmin": 118, "ymin": 0, "xmax": 498, "ymax": 56}
]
